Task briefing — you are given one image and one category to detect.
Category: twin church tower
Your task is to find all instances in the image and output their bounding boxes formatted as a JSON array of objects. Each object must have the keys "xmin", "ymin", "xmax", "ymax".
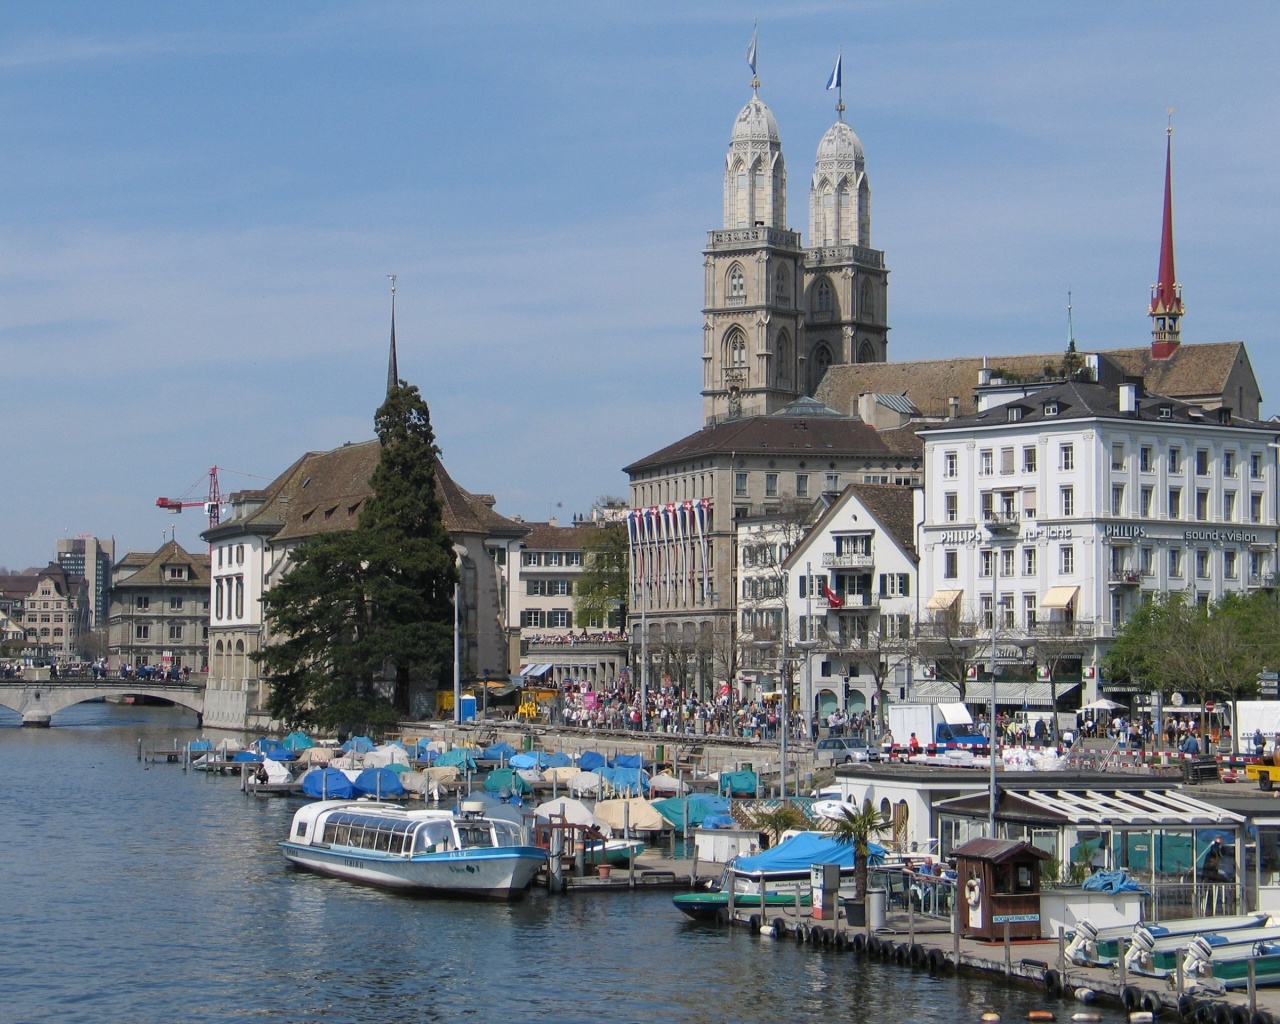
[{"xmin": 702, "ymin": 72, "xmax": 889, "ymax": 426}]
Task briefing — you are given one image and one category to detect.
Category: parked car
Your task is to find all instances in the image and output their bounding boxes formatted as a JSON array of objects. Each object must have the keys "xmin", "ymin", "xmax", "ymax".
[{"xmin": 814, "ymin": 736, "xmax": 878, "ymax": 766}]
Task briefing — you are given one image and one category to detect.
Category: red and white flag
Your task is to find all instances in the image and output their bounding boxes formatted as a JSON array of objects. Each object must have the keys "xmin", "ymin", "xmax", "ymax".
[{"xmin": 822, "ymin": 582, "xmax": 844, "ymax": 609}]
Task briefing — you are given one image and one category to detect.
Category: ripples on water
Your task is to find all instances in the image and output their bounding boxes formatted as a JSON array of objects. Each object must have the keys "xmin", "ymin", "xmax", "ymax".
[{"xmin": 1, "ymin": 705, "xmax": 1129, "ymax": 1024}]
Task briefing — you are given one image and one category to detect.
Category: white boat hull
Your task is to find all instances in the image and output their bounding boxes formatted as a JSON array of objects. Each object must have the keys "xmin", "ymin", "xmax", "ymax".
[{"xmin": 280, "ymin": 841, "xmax": 546, "ymax": 900}]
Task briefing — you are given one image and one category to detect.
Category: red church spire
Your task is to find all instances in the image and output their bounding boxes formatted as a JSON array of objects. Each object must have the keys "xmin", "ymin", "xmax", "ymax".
[{"xmin": 1149, "ymin": 116, "xmax": 1183, "ymax": 358}]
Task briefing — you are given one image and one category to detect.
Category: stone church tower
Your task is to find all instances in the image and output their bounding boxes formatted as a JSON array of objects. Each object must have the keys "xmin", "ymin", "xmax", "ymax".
[{"xmin": 702, "ymin": 78, "xmax": 889, "ymax": 425}]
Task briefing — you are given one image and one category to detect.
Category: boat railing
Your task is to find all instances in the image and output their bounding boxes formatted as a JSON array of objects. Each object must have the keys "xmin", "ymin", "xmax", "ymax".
[{"xmin": 868, "ymin": 866, "xmax": 956, "ymax": 921}]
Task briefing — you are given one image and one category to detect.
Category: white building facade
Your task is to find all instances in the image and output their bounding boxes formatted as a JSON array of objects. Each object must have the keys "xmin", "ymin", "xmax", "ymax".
[{"xmin": 918, "ymin": 379, "xmax": 1280, "ymax": 709}]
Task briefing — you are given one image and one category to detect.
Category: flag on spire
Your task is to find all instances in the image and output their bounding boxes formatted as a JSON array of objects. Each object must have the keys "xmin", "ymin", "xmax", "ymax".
[
  {"xmin": 386, "ymin": 274, "xmax": 399, "ymax": 396},
  {"xmin": 826, "ymin": 53, "xmax": 842, "ymax": 91},
  {"xmin": 746, "ymin": 24, "xmax": 757, "ymax": 76}
]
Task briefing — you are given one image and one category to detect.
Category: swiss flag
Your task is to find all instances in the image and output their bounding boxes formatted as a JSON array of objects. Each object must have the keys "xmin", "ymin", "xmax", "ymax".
[{"xmin": 822, "ymin": 582, "xmax": 844, "ymax": 609}]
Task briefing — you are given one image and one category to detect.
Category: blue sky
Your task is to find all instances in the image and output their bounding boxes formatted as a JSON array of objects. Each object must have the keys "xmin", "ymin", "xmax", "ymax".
[{"xmin": 3, "ymin": 2, "xmax": 1278, "ymax": 568}]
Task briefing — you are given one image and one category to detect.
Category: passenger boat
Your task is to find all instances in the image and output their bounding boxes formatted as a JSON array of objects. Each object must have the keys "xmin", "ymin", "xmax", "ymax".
[{"xmin": 279, "ymin": 799, "xmax": 548, "ymax": 900}]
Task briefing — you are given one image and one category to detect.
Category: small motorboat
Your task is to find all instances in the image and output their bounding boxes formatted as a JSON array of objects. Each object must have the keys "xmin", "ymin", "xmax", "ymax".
[
  {"xmin": 1182, "ymin": 934, "xmax": 1280, "ymax": 993},
  {"xmin": 582, "ymin": 836, "xmax": 644, "ymax": 867},
  {"xmin": 279, "ymin": 799, "xmax": 547, "ymax": 900}
]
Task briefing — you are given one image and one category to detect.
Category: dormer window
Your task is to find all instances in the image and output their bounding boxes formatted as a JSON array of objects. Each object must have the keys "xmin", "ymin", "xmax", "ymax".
[
  {"xmin": 1158, "ymin": 405, "xmax": 1173, "ymax": 420},
  {"xmin": 1007, "ymin": 405, "xmax": 1025, "ymax": 422},
  {"xmin": 1043, "ymin": 402, "xmax": 1060, "ymax": 417}
]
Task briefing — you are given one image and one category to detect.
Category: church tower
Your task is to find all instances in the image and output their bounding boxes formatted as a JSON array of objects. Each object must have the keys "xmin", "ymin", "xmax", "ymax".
[
  {"xmin": 802, "ymin": 93, "xmax": 889, "ymax": 392},
  {"xmin": 1149, "ymin": 121, "xmax": 1183, "ymax": 360},
  {"xmin": 702, "ymin": 72, "xmax": 807, "ymax": 425}
]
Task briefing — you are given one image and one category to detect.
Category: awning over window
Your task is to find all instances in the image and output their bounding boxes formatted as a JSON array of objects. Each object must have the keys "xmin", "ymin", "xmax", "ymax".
[
  {"xmin": 908, "ymin": 680, "xmax": 1079, "ymax": 707},
  {"xmin": 519, "ymin": 664, "xmax": 554, "ymax": 677},
  {"xmin": 925, "ymin": 589, "xmax": 963, "ymax": 611},
  {"xmin": 1041, "ymin": 585, "xmax": 1079, "ymax": 610}
]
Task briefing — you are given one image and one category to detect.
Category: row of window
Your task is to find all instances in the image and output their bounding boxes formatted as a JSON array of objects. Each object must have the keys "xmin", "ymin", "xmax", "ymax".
[
  {"xmin": 946, "ymin": 545, "xmax": 1259, "ymax": 581},
  {"xmin": 133, "ymin": 596, "xmax": 198, "ymax": 612},
  {"xmin": 521, "ymin": 551, "xmax": 584, "ymax": 567},
  {"xmin": 527, "ymin": 579, "xmax": 572, "ymax": 596},
  {"xmin": 945, "ymin": 486, "xmax": 1267, "ymax": 525},
  {"xmin": 946, "ymin": 443, "xmax": 1268, "ymax": 480},
  {"xmin": 216, "ymin": 544, "xmax": 246, "ymax": 568},
  {"xmin": 213, "ymin": 577, "xmax": 245, "ymax": 621},
  {"xmin": 521, "ymin": 609, "xmax": 572, "ymax": 628},
  {"xmin": 25, "ymin": 614, "xmax": 63, "ymax": 623},
  {"xmin": 133, "ymin": 624, "xmax": 203, "ymax": 641},
  {"xmin": 25, "ymin": 627, "xmax": 65, "ymax": 638},
  {"xmin": 735, "ymin": 472, "xmax": 837, "ymax": 499}
]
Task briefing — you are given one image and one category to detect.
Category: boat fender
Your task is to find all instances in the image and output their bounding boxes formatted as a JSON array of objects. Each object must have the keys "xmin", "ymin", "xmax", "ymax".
[
  {"xmin": 772, "ymin": 918, "xmax": 786, "ymax": 938},
  {"xmin": 981, "ymin": 1013, "xmax": 1001, "ymax": 1023},
  {"xmin": 1140, "ymin": 992, "xmax": 1162, "ymax": 1015},
  {"xmin": 715, "ymin": 908, "xmax": 728, "ymax": 927},
  {"xmin": 747, "ymin": 914, "xmax": 761, "ymax": 933},
  {"xmin": 966, "ymin": 878, "xmax": 982, "ymax": 908},
  {"xmin": 1129, "ymin": 1013, "xmax": 1154, "ymax": 1024},
  {"xmin": 1073, "ymin": 990, "xmax": 1096, "ymax": 1004},
  {"xmin": 1028, "ymin": 1011, "xmax": 1055, "ymax": 1021},
  {"xmin": 834, "ymin": 932, "xmax": 847, "ymax": 951},
  {"xmin": 1177, "ymin": 996, "xmax": 1197, "ymax": 1020},
  {"xmin": 928, "ymin": 947, "xmax": 946, "ymax": 972},
  {"xmin": 851, "ymin": 933, "xmax": 866, "ymax": 954},
  {"xmin": 1121, "ymin": 986, "xmax": 1143, "ymax": 1011},
  {"xmin": 894, "ymin": 942, "xmax": 909, "ymax": 963},
  {"xmin": 910, "ymin": 944, "xmax": 927, "ymax": 967},
  {"xmin": 822, "ymin": 927, "xmax": 835, "ymax": 946},
  {"xmin": 867, "ymin": 937, "xmax": 882, "ymax": 957},
  {"xmin": 1212, "ymin": 1005, "xmax": 1233, "ymax": 1024},
  {"xmin": 1071, "ymin": 1014, "xmax": 1101, "ymax": 1022},
  {"xmin": 881, "ymin": 937, "xmax": 896, "ymax": 960},
  {"xmin": 759, "ymin": 924, "xmax": 775, "ymax": 938},
  {"xmin": 795, "ymin": 925, "xmax": 806, "ymax": 944},
  {"xmin": 1251, "ymin": 1011, "xmax": 1275, "ymax": 1024},
  {"xmin": 1228, "ymin": 1008, "xmax": 1250, "ymax": 1024},
  {"xmin": 1043, "ymin": 968, "xmax": 1062, "ymax": 996}
]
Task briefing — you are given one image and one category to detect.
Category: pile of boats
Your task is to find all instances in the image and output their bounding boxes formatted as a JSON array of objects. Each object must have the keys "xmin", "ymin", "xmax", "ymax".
[{"xmin": 1066, "ymin": 913, "xmax": 1280, "ymax": 994}]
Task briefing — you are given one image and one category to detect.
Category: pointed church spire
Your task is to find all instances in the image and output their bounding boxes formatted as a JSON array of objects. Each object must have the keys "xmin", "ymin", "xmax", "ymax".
[
  {"xmin": 1149, "ymin": 113, "xmax": 1183, "ymax": 359},
  {"xmin": 386, "ymin": 274, "xmax": 398, "ymax": 395}
]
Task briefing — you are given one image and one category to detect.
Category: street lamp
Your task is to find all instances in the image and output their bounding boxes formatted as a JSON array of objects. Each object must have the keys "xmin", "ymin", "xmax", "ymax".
[
  {"xmin": 752, "ymin": 638, "xmax": 787, "ymax": 798},
  {"xmin": 793, "ymin": 639, "xmax": 820, "ymax": 746}
]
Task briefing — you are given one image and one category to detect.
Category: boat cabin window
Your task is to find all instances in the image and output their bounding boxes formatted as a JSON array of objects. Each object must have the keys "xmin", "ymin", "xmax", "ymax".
[
  {"xmin": 322, "ymin": 813, "xmax": 415, "ymax": 855},
  {"xmin": 491, "ymin": 821, "xmax": 521, "ymax": 846},
  {"xmin": 455, "ymin": 823, "xmax": 495, "ymax": 849},
  {"xmin": 411, "ymin": 820, "xmax": 454, "ymax": 854},
  {"xmin": 295, "ymin": 821, "xmax": 308, "ymax": 838}
]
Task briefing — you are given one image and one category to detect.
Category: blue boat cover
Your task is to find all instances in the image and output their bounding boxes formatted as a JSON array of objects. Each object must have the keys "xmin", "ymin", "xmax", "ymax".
[
  {"xmin": 434, "ymin": 748, "xmax": 477, "ymax": 770},
  {"xmin": 733, "ymin": 832, "xmax": 886, "ymax": 876},
  {"xmin": 188, "ymin": 739, "xmax": 213, "ymax": 752},
  {"xmin": 341, "ymin": 736, "xmax": 376, "ymax": 754},
  {"xmin": 484, "ymin": 767, "xmax": 532, "ymax": 795},
  {"xmin": 1082, "ymin": 870, "xmax": 1149, "ymax": 894},
  {"xmin": 412, "ymin": 744, "xmax": 437, "ymax": 763},
  {"xmin": 252, "ymin": 738, "xmax": 287, "ymax": 753},
  {"xmin": 232, "ymin": 751, "xmax": 264, "ymax": 762},
  {"xmin": 652, "ymin": 796, "xmax": 729, "ymax": 828},
  {"xmin": 265, "ymin": 748, "xmax": 298, "ymax": 762},
  {"xmin": 687, "ymin": 794, "xmax": 731, "ymax": 812},
  {"xmin": 578, "ymin": 751, "xmax": 606, "ymax": 771},
  {"xmin": 599, "ymin": 766, "xmax": 648, "ymax": 795},
  {"xmin": 353, "ymin": 767, "xmax": 406, "ymax": 797},
  {"xmin": 282, "ymin": 731, "xmax": 314, "ymax": 751},
  {"xmin": 702, "ymin": 814, "xmax": 737, "ymax": 830},
  {"xmin": 719, "ymin": 770, "xmax": 758, "ymax": 796},
  {"xmin": 481, "ymin": 742, "xmax": 517, "ymax": 761},
  {"xmin": 509, "ymin": 752, "xmax": 550, "ymax": 770},
  {"xmin": 301, "ymin": 767, "xmax": 355, "ymax": 799},
  {"xmin": 611, "ymin": 754, "xmax": 643, "ymax": 769},
  {"xmin": 545, "ymin": 752, "xmax": 574, "ymax": 768}
]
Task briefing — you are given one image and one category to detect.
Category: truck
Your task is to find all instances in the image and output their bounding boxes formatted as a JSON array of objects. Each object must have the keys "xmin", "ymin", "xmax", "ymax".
[{"xmin": 887, "ymin": 702, "xmax": 987, "ymax": 755}]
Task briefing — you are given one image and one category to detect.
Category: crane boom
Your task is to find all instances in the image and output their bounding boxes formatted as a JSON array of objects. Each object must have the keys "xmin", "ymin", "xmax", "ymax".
[{"xmin": 155, "ymin": 467, "xmax": 223, "ymax": 531}]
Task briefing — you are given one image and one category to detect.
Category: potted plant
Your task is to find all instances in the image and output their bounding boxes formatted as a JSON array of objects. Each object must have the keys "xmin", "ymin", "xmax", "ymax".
[{"xmin": 829, "ymin": 799, "xmax": 891, "ymax": 927}]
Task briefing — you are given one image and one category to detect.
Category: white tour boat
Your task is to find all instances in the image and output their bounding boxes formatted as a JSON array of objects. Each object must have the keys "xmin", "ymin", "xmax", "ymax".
[{"xmin": 279, "ymin": 799, "xmax": 547, "ymax": 900}]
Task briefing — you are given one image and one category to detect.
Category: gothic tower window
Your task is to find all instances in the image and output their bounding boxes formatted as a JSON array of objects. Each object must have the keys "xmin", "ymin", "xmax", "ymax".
[
  {"xmin": 777, "ymin": 330, "xmax": 792, "ymax": 387},
  {"xmin": 815, "ymin": 278, "xmax": 833, "ymax": 313},
  {"xmin": 775, "ymin": 265, "xmax": 789, "ymax": 307},
  {"xmin": 859, "ymin": 278, "xmax": 874, "ymax": 323},
  {"xmin": 857, "ymin": 340, "xmax": 876, "ymax": 364},
  {"xmin": 728, "ymin": 265, "xmax": 746, "ymax": 302},
  {"xmin": 812, "ymin": 344, "xmax": 833, "ymax": 391},
  {"xmin": 723, "ymin": 329, "xmax": 747, "ymax": 380}
]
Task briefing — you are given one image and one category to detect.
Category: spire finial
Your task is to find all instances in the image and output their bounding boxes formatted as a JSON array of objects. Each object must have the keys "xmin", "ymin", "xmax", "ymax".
[
  {"xmin": 1149, "ymin": 114, "xmax": 1183, "ymax": 358},
  {"xmin": 1067, "ymin": 290, "xmax": 1075, "ymax": 350},
  {"xmin": 386, "ymin": 274, "xmax": 399, "ymax": 396},
  {"xmin": 827, "ymin": 46, "xmax": 844, "ymax": 121}
]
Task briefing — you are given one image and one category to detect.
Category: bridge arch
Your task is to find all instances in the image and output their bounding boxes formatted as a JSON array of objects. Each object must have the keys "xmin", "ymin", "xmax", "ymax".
[{"xmin": 0, "ymin": 682, "xmax": 204, "ymax": 726}]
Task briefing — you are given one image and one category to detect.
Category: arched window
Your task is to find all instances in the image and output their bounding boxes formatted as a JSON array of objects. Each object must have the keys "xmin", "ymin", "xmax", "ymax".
[
  {"xmin": 215, "ymin": 640, "xmax": 224, "ymax": 654},
  {"xmin": 235, "ymin": 640, "xmax": 245, "ymax": 655},
  {"xmin": 728, "ymin": 265, "xmax": 746, "ymax": 301},
  {"xmin": 859, "ymin": 278, "xmax": 874, "ymax": 322},
  {"xmin": 857, "ymin": 340, "xmax": 876, "ymax": 364},
  {"xmin": 776, "ymin": 330, "xmax": 792, "ymax": 387},
  {"xmin": 812, "ymin": 345, "xmax": 833, "ymax": 389},
  {"xmin": 815, "ymin": 278, "xmax": 833, "ymax": 313},
  {"xmin": 214, "ymin": 580, "xmax": 224, "ymax": 620},
  {"xmin": 774, "ymin": 265, "xmax": 789, "ymax": 306},
  {"xmin": 52, "ymin": 627, "xmax": 63, "ymax": 637},
  {"xmin": 234, "ymin": 576, "xmax": 244, "ymax": 618},
  {"xmin": 724, "ymin": 329, "xmax": 747, "ymax": 373}
]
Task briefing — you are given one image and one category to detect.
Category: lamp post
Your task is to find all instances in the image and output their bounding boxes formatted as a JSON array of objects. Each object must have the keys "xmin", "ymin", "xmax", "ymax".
[
  {"xmin": 793, "ymin": 638, "xmax": 820, "ymax": 760},
  {"xmin": 752, "ymin": 638, "xmax": 785, "ymax": 798}
]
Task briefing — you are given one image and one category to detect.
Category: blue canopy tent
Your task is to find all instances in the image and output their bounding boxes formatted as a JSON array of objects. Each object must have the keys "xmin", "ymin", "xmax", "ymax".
[
  {"xmin": 732, "ymin": 832, "xmax": 886, "ymax": 879},
  {"xmin": 341, "ymin": 736, "xmax": 376, "ymax": 754},
  {"xmin": 353, "ymin": 767, "xmax": 407, "ymax": 798},
  {"xmin": 301, "ymin": 767, "xmax": 356, "ymax": 799},
  {"xmin": 578, "ymin": 751, "xmax": 606, "ymax": 772}
]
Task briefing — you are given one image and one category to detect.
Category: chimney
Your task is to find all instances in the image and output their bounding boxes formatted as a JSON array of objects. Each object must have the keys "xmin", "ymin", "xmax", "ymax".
[
  {"xmin": 948, "ymin": 396, "xmax": 959, "ymax": 420},
  {"xmin": 1119, "ymin": 383, "xmax": 1137, "ymax": 415},
  {"xmin": 977, "ymin": 368, "xmax": 993, "ymax": 387}
]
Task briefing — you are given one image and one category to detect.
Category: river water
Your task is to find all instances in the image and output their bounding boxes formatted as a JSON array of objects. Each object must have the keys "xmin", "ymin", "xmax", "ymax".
[{"xmin": 1, "ymin": 704, "xmax": 1130, "ymax": 1024}]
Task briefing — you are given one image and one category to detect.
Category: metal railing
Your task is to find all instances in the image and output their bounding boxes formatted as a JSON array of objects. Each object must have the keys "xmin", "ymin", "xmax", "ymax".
[{"xmin": 1144, "ymin": 880, "xmax": 1241, "ymax": 923}]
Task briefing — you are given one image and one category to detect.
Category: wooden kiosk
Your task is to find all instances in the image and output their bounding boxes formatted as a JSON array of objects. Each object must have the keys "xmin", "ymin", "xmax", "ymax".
[{"xmin": 953, "ymin": 838, "xmax": 1051, "ymax": 941}]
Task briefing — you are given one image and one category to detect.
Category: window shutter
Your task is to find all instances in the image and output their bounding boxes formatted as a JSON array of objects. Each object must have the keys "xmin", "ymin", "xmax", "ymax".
[
  {"xmin": 878, "ymin": 573, "xmax": 887, "ymax": 597},
  {"xmin": 798, "ymin": 575, "xmax": 806, "ymax": 599},
  {"xmin": 900, "ymin": 574, "xmax": 910, "ymax": 597},
  {"xmin": 565, "ymin": 612, "xmax": 573, "ymax": 629}
]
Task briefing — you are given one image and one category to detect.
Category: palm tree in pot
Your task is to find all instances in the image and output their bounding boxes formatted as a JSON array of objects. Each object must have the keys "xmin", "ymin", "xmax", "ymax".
[{"xmin": 830, "ymin": 799, "xmax": 891, "ymax": 922}]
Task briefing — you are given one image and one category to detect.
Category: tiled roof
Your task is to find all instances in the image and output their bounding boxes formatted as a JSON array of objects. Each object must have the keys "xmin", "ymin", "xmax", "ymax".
[
  {"xmin": 847, "ymin": 484, "xmax": 918, "ymax": 559},
  {"xmin": 521, "ymin": 522, "xmax": 590, "ymax": 551},
  {"xmin": 876, "ymin": 424, "xmax": 926, "ymax": 456},
  {"xmin": 110, "ymin": 541, "xmax": 211, "ymax": 588},
  {"xmin": 0, "ymin": 575, "xmax": 38, "ymax": 598},
  {"xmin": 208, "ymin": 438, "xmax": 525, "ymax": 544},
  {"xmin": 625, "ymin": 408, "xmax": 899, "ymax": 473},
  {"xmin": 815, "ymin": 341, "xmax": 1257, "ymax": 419}
]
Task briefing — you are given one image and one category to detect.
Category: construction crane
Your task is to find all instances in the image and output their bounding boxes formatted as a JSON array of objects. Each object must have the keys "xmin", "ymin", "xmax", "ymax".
[{"xmin": 156, "ymin": 466, "xmax": 223, "ymax": 531}]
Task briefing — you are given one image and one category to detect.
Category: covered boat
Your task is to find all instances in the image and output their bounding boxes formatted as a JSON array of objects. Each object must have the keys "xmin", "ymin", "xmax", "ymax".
[{"xmin": 279, "ymin": 799, "xmax": 547, "ymax": 899}]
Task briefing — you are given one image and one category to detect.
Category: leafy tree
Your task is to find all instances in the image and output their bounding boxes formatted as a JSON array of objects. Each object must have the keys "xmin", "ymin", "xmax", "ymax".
[
  {"xmin": 574, "ymin": 515, "xmax": 628, "ymax": 631},
  {"xmin": 257, "ymin": 382, "xmax": 458, "ymax": 733},
  {"xmin": 829, "ymin": 799, "xmax": 891, "ymax": 906},
  {"xmin": 747, "ymin": 802, "xmax": 812, "ymax": 847}
]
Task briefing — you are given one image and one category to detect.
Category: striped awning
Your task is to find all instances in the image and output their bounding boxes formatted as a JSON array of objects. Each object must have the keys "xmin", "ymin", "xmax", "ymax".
[
  {"xmin": 1041, "ymin": 585, "xmax": 1079, "ymax": 610},
  {"xmin": 925, "ymin": 589, "xmax": 963, "ymax": 612}
]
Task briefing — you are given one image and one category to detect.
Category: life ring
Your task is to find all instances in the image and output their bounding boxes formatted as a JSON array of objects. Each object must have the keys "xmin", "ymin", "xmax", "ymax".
[{"xmin": 966, "ymin": 877, "xmax": 982, "ymax": 908}]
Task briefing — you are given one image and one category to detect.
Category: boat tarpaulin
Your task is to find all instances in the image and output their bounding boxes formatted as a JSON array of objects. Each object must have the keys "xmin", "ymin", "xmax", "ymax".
[
  {"xmin": 434, "ymin": 748, "xmax": 477, "ymax": 771},
  {"xmin": 577, "ymin": 751, "xmax": 607, "ymax": 772},
  {"xmin": 598, "ymin": 766, "xmax": 648, "ymax": 796},
  {"xmin": 301, "ymin": 767, "xmax": 355, "ymax": 799},
  {"xmin": 719, "ymin": 770, "xmax": 758, "ymax": 796},
  {"xmin": 353, "ymin": 767, "xmax": 406, "ymax": 798},
  {"xmin": 732, "ymin": 832, "xmax": 886, "ymax": 877},
  {"xmin": 610, "ymin": 754, "xmax": 643, "ymax": 769},
  {"xmin": 282, "ymin": 731, "xmax": 314, "ymax": 751},
  {"xmin": 481, "ymin": 742, "xmax": 518, "ymax": 761},
  {"xmin": 652, "ymin": 795, "xmax": 730, "ymax": 828},
  {"xmin": 341, "ymin": 736, "xmax": 376, "ymax": 754}
]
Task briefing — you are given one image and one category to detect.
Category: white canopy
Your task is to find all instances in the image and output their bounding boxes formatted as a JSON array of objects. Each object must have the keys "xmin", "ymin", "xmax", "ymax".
[
  {"xmin": 1079, "ymin": 698, "xmax": 1126, "ymax": 713},
  {"xmin": 594, "ymin": 797, "xmax": 668, "ymax": 832}
]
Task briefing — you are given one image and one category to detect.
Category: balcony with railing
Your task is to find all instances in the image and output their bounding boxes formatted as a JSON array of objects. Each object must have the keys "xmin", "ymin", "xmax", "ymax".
[
  {"xmin": 822, "ymin": 551, "xmax": 874, "ymax": 569},
  {"xmin": 837, "ymin": 592, "xmax": 878, "ymax": 609},
  {"xmin": 1248, "ymin": 573, "xmax": 1280, "ymax": 590},
  {"xmin": 1108, "ymin": 569, "xmax": 1142, "ymax": 587},
  {"xmin": 983, "ymin": 510, "xmax": 1020, "ymax": 534}
]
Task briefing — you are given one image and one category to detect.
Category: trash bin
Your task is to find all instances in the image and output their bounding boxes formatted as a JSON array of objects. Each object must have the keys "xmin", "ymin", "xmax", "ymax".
[
  {"xmin": 459, "ymin": 695, "xmax": 476, "ymax": 723},
  {"xmin": 654, "ymin": 743, "xmax": 665, "ymax": 764},
  {"xmin": 866, "ymin": 887, "xmax": 887, "ymax": 931},
  {"xmin": 522, "ymin": 734, "xmax": 533, "ymax": 752}
]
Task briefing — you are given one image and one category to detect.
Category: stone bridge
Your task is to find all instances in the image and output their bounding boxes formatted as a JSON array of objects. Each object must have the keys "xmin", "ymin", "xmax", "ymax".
[{"xmin": 0, "ymin": 678, "xmax": 205, "ymax": 726}]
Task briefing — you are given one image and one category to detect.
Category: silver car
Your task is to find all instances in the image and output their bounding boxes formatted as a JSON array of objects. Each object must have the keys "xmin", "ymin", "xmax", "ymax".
[{"xmin": 814, "ymin": 736, "xmax": 877, "ymax": 766}]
